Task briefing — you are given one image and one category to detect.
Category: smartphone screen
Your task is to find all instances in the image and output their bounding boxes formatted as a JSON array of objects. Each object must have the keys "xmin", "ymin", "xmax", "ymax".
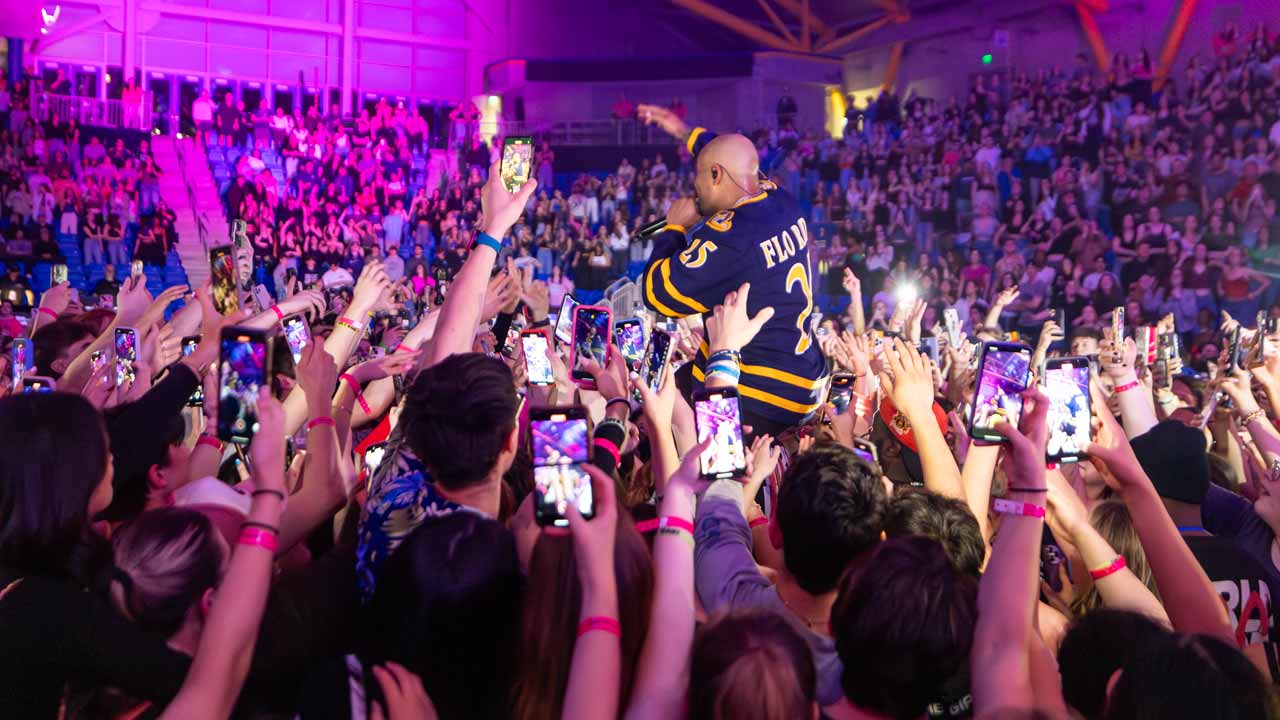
[
  {"xmin": 572, "ymin": 306, "xmax": 611, "ymax": 382},
  {"xmin": 522, "ymin": 331, "xmax": 554, "ymax": 386},
  {"xmin": 944, "ymin": 308, "xmax": 962, "ymax": 346},
  {"xmin": 829, "ymin": 374, "xmax": 854, "ymax": 414},
  {"xmin": 969, "ymin": 342, "xmax": 1032, "ymax": 443},
  {"xmin": 500, "ymin": 136, "xmax": 534, "ymax": 193},
  {"xmin": 918, "ymin": 337, "xmax": 939, "ymax": 365},
  {"xmin": 51, "ymin": 264, "xmax": 68, "ymax": 286},
  {"xmin": 695, "ymin": 388, "xmax": 747, "ymax": 479},
  {"xmin": 10, "ymin": 338, "xmax": 30, "ymax": 385},
  {"xmin": 210, "ymin": 246, "xmax": 239, "ymax": 316},
  {"xmin": 1111, "ymin": 307, "xmax": 1125, "ymax": 344},
  {"xmin": 530, "ymin": 410, "xmax": 593, "ymax": 527},
  {"xmin": 613, "ymin": 318, "xmax": 644, "ymax": 372},
  {"xmin": 282, "ymin": 314, "xmax": 310, "ymax": 364},
  {"xmin": 642, "ymin": 329, "xmax": 672, "ymax": 394},
  {"xmin": 131, "ymin": 260, "xmax": 144, "ymax": 279},
  {"xmin": 1044, "ymin": 358, "xmax": 1091, "ymax": 463},
  {"xmin": 554, "ymin": 295, "xmax": 580, "ymax": 345},
  {"xmin": 218, "ymin": 329, "xmax": 269, "ymax": 445},
  {"xmin": 182, "ymin": 336, "xmax": 204, "ymax": 406},
  {"xmin": 22, "ymin": 377, "xmax": 55, "ymax": 393},
  {"xmin": 114, "ymin": 328, "xmax": 137, "ymax": 387},
  {"xmin": 851, "ymin": 437, "xmax": 879, "ymax": 466}
]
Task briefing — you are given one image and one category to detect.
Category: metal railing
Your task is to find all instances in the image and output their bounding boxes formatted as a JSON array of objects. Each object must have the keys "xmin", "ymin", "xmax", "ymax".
[
  {"xmin": 172, "ymin": 137, "xmax": 210, "ymax": 252},
  {"xmin": 30, "ymin": 91, "xmax": 154, "ymax": 131},
  {"xmin": 459, "ymin": 118, "xmax": 672, "ymax": 147}
]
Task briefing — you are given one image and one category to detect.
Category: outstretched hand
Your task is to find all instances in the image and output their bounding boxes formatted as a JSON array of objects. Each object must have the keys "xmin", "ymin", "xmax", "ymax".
[
  {"xmin": 706, "ymin": 283, "xmax": 774, "ymax": 354},
  {"xmin": 636, "ymin": 103, "xmax": 691, "ymax": 141}
]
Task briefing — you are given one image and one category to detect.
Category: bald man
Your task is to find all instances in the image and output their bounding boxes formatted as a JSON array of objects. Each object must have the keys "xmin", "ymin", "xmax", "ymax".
[{"xmin": 638, "ymin": 105, "xmax": 827, "ymax": 433}]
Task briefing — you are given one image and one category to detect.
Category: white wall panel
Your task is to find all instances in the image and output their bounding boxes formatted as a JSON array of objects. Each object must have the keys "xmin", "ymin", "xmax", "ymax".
[
  {"xmin": 144, "ymin": 37, "xmax": 205, "ymax": 71},
  {"xmin": 271, "ymin": 29, "xmax": 326, "ymax": 56},
  {"xmin": 147, "ymin": 16, "xmax": 207, "ymax": 41},
  {"xmin": 208, "ymin": 21, "xmax": 268, "ymax": 48},
  {"xmin": 213, "ymin": 0, "xmax": 269, "ymax": 13}
]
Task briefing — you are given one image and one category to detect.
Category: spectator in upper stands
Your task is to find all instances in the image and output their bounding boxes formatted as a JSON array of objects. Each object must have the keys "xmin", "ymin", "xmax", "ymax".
[{"xmin": 191, "ymin": 89, "xmax": 214, "ymax": 146}]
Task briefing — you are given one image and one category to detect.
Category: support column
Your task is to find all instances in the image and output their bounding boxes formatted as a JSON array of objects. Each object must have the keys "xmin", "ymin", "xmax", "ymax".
[
  {"xmin": 123, "ymin": 0, "xmax": 138, "ymax": 85},
  {"xmin": 340, "ymin": 0, "xmax": 355, "ymax": 117}
]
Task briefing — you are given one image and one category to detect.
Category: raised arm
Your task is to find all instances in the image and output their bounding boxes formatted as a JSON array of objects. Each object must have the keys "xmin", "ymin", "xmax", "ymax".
[
  {"xmin": 879, "ymin": 338, "xmax": 964, "ymax": 500},
  {"xmin": 427, "ymin": 161, "xmax": 537, "ymax": 367},
  {"xmin": 1084, "ymin": 382, "xmax": 1234, "ymax": 642},
  {"xmin": 159, "ymin": 390, "xmax": 287, "ymax": 720}
]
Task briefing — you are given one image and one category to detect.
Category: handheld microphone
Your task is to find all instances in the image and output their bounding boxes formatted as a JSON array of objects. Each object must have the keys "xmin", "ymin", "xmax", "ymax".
[{"xmin": 636, "ymin": 218, "xmax": 670, "ymax": 239}]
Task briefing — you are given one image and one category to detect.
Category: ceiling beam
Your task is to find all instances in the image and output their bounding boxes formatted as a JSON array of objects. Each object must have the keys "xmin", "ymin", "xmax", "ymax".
[
  {"xmin": 1074, "ymin": 1, "xmax": 1109, "ymax": 72},
  {"xmin": 755, "ymin": 0, "xmax": 798, "ymax": 46},
  {"xmin": 669, "ymin": 0, "xmax": 800, "ymax": 52},
  {"xmin": 770, "ymin": 0, "xmax": 830, "ymax": 35},
  {"xmin": 817, "ymin": 14, "xmax": 894, "ymax": 54},
  {"xmin": 881, "ymin": 41, "xmax": 905, "ymax": 91},
  {"xmin": 1154, "ymin": 0, "xmax": 1198, "ymax": 90}
]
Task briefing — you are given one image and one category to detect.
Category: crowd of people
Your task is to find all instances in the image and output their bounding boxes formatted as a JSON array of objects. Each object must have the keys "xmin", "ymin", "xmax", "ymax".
[{"xmin": 1, "ymin": 16, "xmax": 1280, "ymax": 720}]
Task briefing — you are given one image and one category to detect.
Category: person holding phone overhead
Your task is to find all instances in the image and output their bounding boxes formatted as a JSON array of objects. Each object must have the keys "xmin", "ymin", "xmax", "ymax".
[{"xmin": 638, "ymin": 104, "xmax": 827, "ymax": 436}]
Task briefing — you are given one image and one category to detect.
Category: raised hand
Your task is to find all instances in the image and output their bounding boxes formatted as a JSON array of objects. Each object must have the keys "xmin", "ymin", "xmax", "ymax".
[
  {"xmin": 294, "ymin": 343, "xmax": 339, "ymax": 412},
  {"xmin": 879, "ymin": 338, "xmax": 935, "ymax": 422},
  {"xmin": 37, "ymin": 282, "xmax": 75, "ymax": 319},
  {"xmin": 349, "ymin": 350, "xmax": 422, "ymax": 385},
  {"xmin": 566, "ymin": 463, "xmax": 619, "ymax": 593},
  {"xmin": 743, "ymin": 434, "xmax": 780, "ymax": 506},
  {"xmin": 521, "ymin": 279, "xmax": 551, "ymax": 322},
  {"xmin": 480, "ymin": 158, "xmax": 539, "ymax": 239},
  {"xmin": 636, "ymin": 103, "xmax": 691, "ymax": 141},
  {"xmin": 706, "ymin": 282, "xmax": 775, "ymax": 354},
  {"xmin": 274, "ymin": 289, "xmax": 327, "ymax": 322},
  {"xmin": 991, "ymin": 387, "xmax": 1050, "ymax": 491},
  {"xmin": 842, "ymin": 267, "xmax": 861, "ymax": 296},
  {"xmin": 370, "ymin": 663, "xmax": 438, "ymax": 720},
  {"xmin": 840, "ymin": 331, "xmax": 872, "ymax": 376},
  {"xmin": 581, "ymin": 344, "xmax": 630, "ymax": 402},
  {"xmin": 248, "ymin": 387, "xmax": 287, "ymax": 488}
]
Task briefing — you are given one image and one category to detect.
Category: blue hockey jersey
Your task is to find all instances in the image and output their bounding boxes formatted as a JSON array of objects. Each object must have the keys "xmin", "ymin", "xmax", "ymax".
[{"xmin": 642, "ymin": 127, "xmax": 828, "ymax": 427}]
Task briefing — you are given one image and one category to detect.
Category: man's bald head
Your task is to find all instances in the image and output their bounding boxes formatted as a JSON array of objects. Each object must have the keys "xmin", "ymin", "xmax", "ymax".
[{"xmin": 694, "ymin": 133, "xmax": 760, "ymax": 214}]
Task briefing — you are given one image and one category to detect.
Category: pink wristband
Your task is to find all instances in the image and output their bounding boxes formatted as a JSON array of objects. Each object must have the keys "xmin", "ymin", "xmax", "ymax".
[
  {"xmin": 576, "ymin": 616, "xmax": 622, "ymax": 638},
  {"xmin": 749, "ymin": 516, "xmax": 770, "ymax": 529},
  {"xmin": 270, "ymin": 305, "xmax": 284, "ymax": 321},
  {"xmin": 237, "ymin": 527, "xmax": 278, "ymax": 553},
  {"xmin": 306, "ymin": 416, "xmax": 335, "ymax": 430},
  {"xmin": 196, "ymin": 435, "xmax": 222, "ymax": 451},
  {"xmin": 340, "ymin": 373, "xmax": 372, "ymax": 414},
  {"xmin": 1089, "ymin": 555, "xmax": 1127, "ymax": 580},
  {"xmin": 37, "ymin": 307, "xmax": 58, "ymax": 320},
  {"xmin": 1114, "ymin": 379, "xmax": 1141, "ymax": 394},
  {"xmin": 593, "ymin": 437, "xmax": 621, "ymax": 466},
  {"xmin": 634, "ymin": 518, "xmax": 660, "ymax": 534},
  {"xmin": 396, "ymin": 344, "xmax": 415, "ymax": 354},
  {"xmin": 659, "ymin": 515, "xmax": 695, "ymax": 534},
  {"xmin": 992, "ymin": 498, "xmax": 1046, "ymax": 519}
]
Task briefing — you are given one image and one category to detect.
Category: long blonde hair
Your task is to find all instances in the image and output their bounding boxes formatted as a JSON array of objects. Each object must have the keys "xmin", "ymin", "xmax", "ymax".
[{"xmin": 1070, "ymin": 499, "xmax": 1158, "ymax": 616}]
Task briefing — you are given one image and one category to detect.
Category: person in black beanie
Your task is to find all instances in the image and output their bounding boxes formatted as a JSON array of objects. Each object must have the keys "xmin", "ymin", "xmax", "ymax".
[{"xmin": 1130, "ymin": 420, "xmax": 1280, "ymax": 679}]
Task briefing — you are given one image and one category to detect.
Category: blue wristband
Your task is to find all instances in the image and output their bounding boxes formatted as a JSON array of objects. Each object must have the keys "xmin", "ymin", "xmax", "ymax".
[{"xmin": 474, "ymin": 232, "xmax": 503, "ymax": 253}]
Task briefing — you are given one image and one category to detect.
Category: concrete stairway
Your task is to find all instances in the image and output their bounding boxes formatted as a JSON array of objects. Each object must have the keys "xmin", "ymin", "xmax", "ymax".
[{"xmin": 154, "ymin": 136, "xmax": 228, "ymax": 290}]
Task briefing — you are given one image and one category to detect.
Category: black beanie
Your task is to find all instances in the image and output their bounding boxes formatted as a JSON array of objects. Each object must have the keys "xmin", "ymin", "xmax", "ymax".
[{"xmin": 1129, "ymin": 420, "xmax": 1210, "ymax": 505}]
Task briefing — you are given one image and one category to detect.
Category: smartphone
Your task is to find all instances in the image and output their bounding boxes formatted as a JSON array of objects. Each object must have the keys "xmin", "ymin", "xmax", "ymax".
[
  {"xmin": 1111, "ymin": 306, "xmax": 1125, "ymax": 344},
  {"xmin": 99, "ymin": 294, "xmax": 115, "ymax": 310},
  {"xmin": 50, "ymin": 264, "xmax": 68, "ymax": 286},
  {"xmin": 217, "ymin": 327, "xmax": 271, "ymax": 445},
  {"xmin": 829, "ymin": 373, "xmax": 854, "ymax": 415},
  {"xmin": 114, "ymin": 327, "xmax": 138, "ymax": 387},
  {"xmin": 182, "ymin": 335, "xmax": 204, "ymax": 406},
  {"xmin": 554, "ymin": 294, "xmax": 580, "ymax": 345},
  {"xmin": 968, "ymin": 341, "xmax": 1033, "ymax": 444},
  {"xmin": 917, "ymin": 336, "xmax": 939, "ymax": 365},
  {"xmin": 210, "ymin": 246, "xmax": 239, "ymax": 316},
  {"xmin": 21, "ymin": 376, "xmax": 56, "ymax": 393},
  {"xmin": 641, "ymin": 328, "xmax": 673, "ymax": 396},
  {"xmin": 500, "ymin": 136, "xmax": 534, "ymax": 193},
  {"xmin": 10, "ymin": 337, "xmax": 31, "ymax": 386},
  {"xmin": 521, "ymin": 329, "xmax": 555, "ymax": 386},
  {"xmin": 571, "ymin": 305, "xmax": 611, "ymax": 386},
  {"xmin": 851, "ymin": 436, "xmax": 879, "ymax": 467},
  {"xmin": 1044, "ymin": 356, "xmax": 1092, "ymax": 463},
  {"xmin": 613, "ymin": 317, "xmax": 645, "ymax": 373},
  {"xmin": 1055, "ymin": 308, "xmax": 1067, "ymax": 332},
  {"xmin": 90, "ymin": 349, "xmax": 108, "ymax": 376},
  {"xmin": 944, "ymin": 307, "xmax": 962, "ymax": 347},
  {"xmin": 694, "ymin": 386, "xmax": 747, "ymax": 480},
  {"xmin": 1228, "ymin": 326, "xmax": 1244, "ymax": 372},
  {"xmin": 529, "ymin": 406, "xmax": 594, "ymax": 527},
  {"xmin": 1135, "ymin": 326, "xmax": 1157, "ymax": 366},
  {"xmin": 281, "ymin": 313, "xmax": 311, "ymax": 364},
  {"xmin": 130, "ymin": 259, "xmax": 144, "ymax": 279},
  {"xmin": 252, "ymin": 284, "xmax": 274, "ymax": 313}
]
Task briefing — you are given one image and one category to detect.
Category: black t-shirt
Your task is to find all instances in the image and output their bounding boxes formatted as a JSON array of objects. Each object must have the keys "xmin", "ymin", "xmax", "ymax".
[{"xmin": 1186, "ymin": 533, "xmax": 1280, "ymax": 679}]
